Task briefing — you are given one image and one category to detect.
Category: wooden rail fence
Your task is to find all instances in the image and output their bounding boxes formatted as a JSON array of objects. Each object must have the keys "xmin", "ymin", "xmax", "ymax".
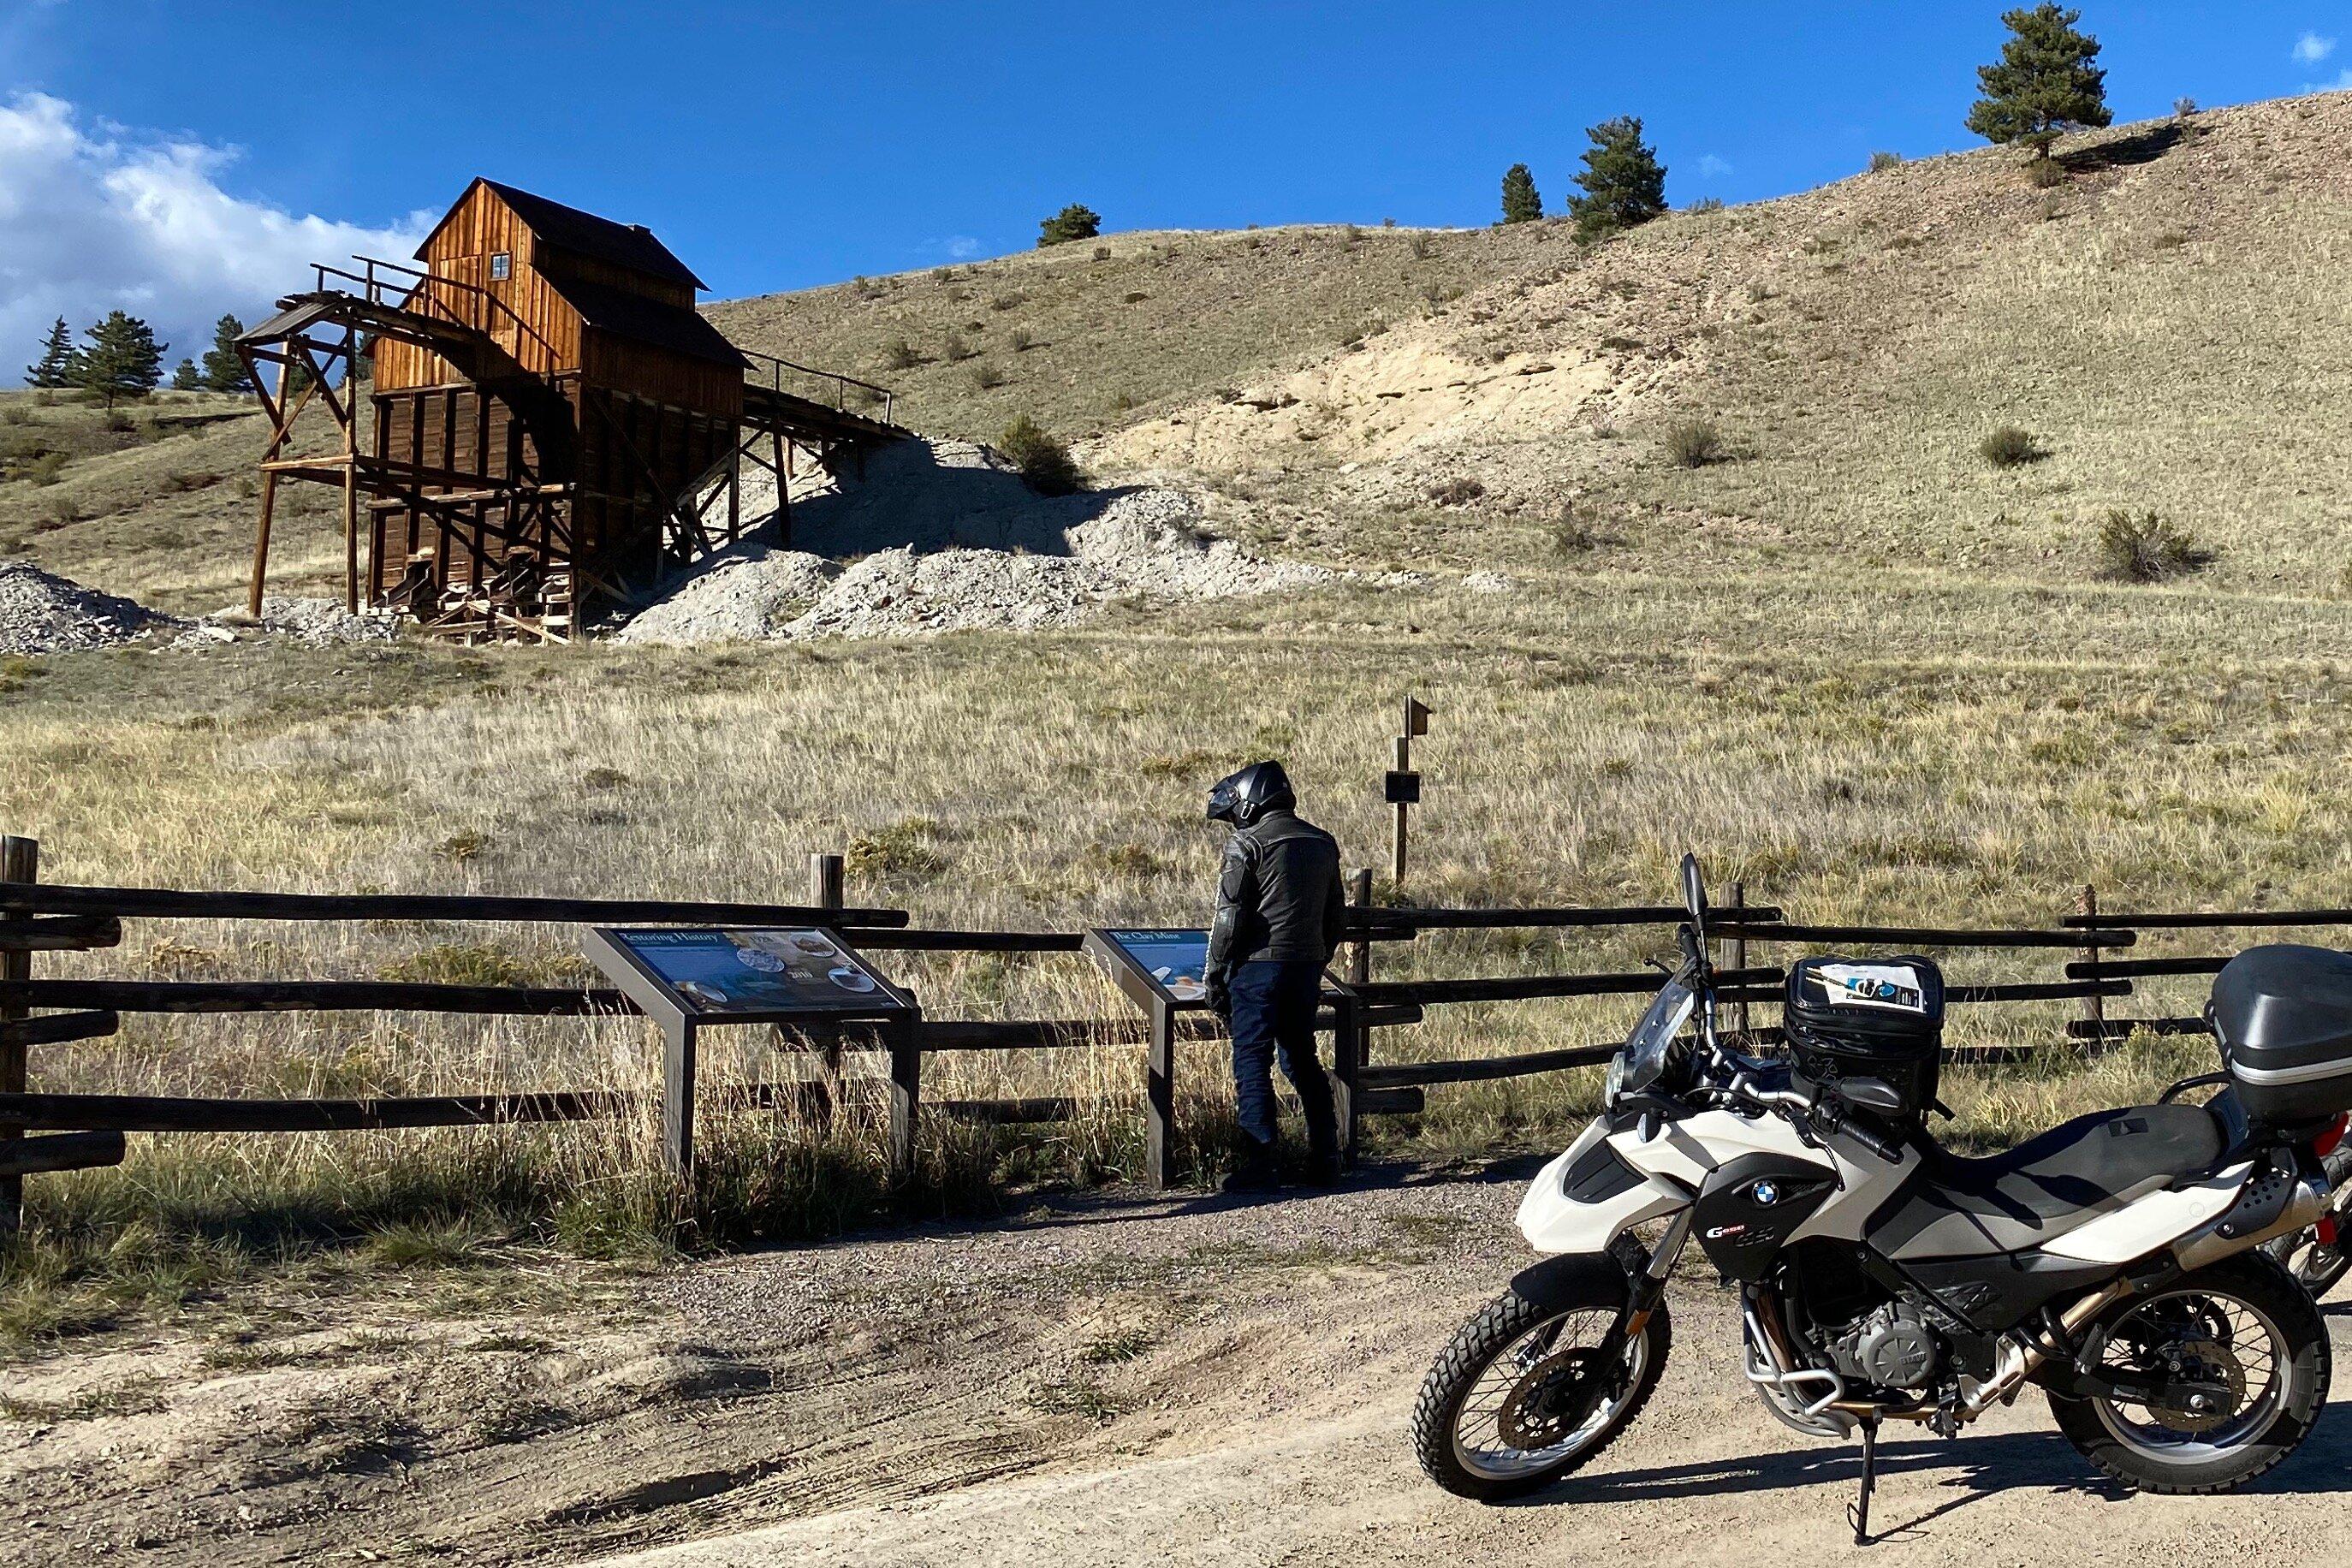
[{"xmin": 0, "ymin": 828, "xmax": 2331, "ymax": 1232}]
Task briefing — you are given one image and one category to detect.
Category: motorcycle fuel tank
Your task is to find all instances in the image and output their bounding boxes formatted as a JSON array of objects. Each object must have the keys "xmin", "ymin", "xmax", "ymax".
[{"xmin": 1691, "ymin": 1154, "xmax": 1841, "ymax": 1282}]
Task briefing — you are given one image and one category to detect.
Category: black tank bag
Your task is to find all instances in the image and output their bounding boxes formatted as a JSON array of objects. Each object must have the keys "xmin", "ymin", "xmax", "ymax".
[{"xmin": 1784, "ymin": 956, "xmax": 1945, "ymax": 1123}]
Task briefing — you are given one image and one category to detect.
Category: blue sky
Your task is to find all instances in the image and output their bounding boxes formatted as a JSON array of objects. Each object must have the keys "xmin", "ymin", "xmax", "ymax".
[{"xmin": 2, "ymin": 1, "xmax": 2348, "ymax": 371}]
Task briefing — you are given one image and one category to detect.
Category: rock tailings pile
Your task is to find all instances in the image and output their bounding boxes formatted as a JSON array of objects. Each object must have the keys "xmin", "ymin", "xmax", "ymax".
[
  {"xmin": 0, "ymin": 561, "xmax": 175, "ymax": 655},
  {"xmin": 615, "ymin": 437, "xmax": 1332, "ymax": 645}
]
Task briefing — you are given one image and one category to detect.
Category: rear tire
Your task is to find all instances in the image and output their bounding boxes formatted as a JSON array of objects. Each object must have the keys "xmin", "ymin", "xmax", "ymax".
[
  {"xmin": 2047, "ymin": 1251, "xmax": 2330, "ymax": 1494},
  {"xmin": 1411, "ymin": 1237, "xmax": 1668, "ymax": 1501},
  {"xmin": 2263, "ymin": 1147, "xmax": 2352, "ymax": 1297}
]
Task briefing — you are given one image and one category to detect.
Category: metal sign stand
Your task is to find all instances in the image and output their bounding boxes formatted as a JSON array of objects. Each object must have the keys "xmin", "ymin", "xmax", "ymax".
[{"xmin": 584, "ymin": 924, "xmax": 917, "ymax": 1180}]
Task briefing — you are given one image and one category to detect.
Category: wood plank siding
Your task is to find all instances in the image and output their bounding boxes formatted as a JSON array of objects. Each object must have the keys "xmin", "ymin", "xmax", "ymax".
[{"xmin": 364, "ymin": 180, "xmax": 748, "ymax": 622}]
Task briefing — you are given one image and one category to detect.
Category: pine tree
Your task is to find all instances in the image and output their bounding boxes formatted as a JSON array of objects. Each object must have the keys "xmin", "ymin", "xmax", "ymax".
[
  {"xmin": 1569, "ymin": 117, "xmax": 1668, "ymax": 242},
  {"xmin": 1966, "ymin": 4, "xmax": 2111, "ymax": 163},
  {"xmin": 1500, "ymin": 163, "xmax": 1543, "ymax": 225},
  {"xmin": 199, "ymin": 313, "xmax": 253, "ymax": 394},
  {"xmin": 1036, "ymin": 203, "xmax": 1102, "ymax": 247},
  {"xmin": 170, "ymin": 358, "xmax": 201, "ymax": 391},
  {"xmin": 77, "ymin": 311, "xmax": 166, "ymax": 408},
  {"xmin": 25, "ymin": 316, "xmax": 78, "ymax": 389}
]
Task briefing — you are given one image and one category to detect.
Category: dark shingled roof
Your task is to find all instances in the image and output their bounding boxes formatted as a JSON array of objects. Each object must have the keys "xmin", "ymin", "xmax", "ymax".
[
  {"xmin": 418, "ymin": 179, "xmax": 708, "ymax": 291},
  {"xmin": 544, "ymin": 275, "xmax": 747, "ymax": 369}
]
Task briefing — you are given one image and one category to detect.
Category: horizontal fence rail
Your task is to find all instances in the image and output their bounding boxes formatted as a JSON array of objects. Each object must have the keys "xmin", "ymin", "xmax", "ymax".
[{"xmin": 0, "ymin": 881, "xmax": 909, "ymax": 930}]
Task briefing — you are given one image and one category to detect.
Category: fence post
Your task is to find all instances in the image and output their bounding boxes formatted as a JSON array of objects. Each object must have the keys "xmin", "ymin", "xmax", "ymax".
[
  {"xmin": 1729, "ymin": 880, "xmax": 1750, "ymax": 1039},
  {"xmin": 0, "ymin": 835, "xmax": 35, "ymax": 1234},
  {"xmin": 2078, "ymin": 882, "xmax": 2105, "ymax": 1056},
  {"xmin": 1335, "ymin": 867, "xmax": 1375, "ymax": 1165}
]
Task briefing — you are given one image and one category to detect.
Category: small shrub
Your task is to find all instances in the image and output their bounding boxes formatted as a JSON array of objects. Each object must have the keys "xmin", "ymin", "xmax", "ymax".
[
  {"xmin": 880, "ymin": 337, "xmax": 921, "ymax": 371},
  {"xmin": 1008, "ymin": 327, "xmax": 1035, "ymax": 353},
  {"xmin": 989, "ymin": 290, "xmax": 1026, "ymax": 312},
  {"xmin": 1091, "ymin": 245, "xmax": 1111, "ymax": 261},
  {"xmin": 102, "ymin": 409, "xmax": 135, "ymax": 434},
  {"xmin": 941, "ymin": 330, "xmax": 977, "ymax": 363},
  {"xmin": 1426, "ymin": 476, "xmax": 1485, "ymax": 508},
  {"xmin": 968, "ymin": 359, "xmax": 1007, "ymax": 390},
  {"xmin": 1408, "ymin": 234, "xmax": 1437, "ymax": 260},
  {"xmin": 2028, "ymin": 158, "xmax": 2068, "ymax": 189},
  {"xmin": 0, "ymin": 406, "xmax": 28, "ymax": 426},
  {"xmin": 1548, "ymin": 502, "xmax": 1597, "ymax": 555},
  {"xmin": 1662, "ymin": 419, "xmax": 1725, "ymax": 468},
  {"xmin": 43, "ymin": 496, "xmax": 80, "ymax": 527},
  {"xmin": 999, "ymin": 414, "xmax": 1082, "ymax": 496},
  {"xmin": 1868, "ymin": 150, "xmax": 1904, "ymax": 172},
  {"xmin": 2174, "ymin": 96, "xmax": 2198, "ymax": 120},
  {"xmin": 2096, "ymin": 509, "xmax": 2212, "ymax": 582},
  {"xmin": 1684, "ymin": 197, "xmax": 1725, "ymax": 215},
  {"xmin": 1122, "ymin": 290, "xmax": 1149, "ymax": 305},
  {"xmin": 846, "ymin": 819, "xmax": 946, "ymax": 877},
  {"xmin": 27, "ymin": 451, "xmax": 67, "ymax": 486},
  {"xmin": 163, "ymin": 469, "xmax": 218, "ymax": 493},
  {"xmin": 1979, "ymin": 425, "xmax": 2043, "ymax": 467}
]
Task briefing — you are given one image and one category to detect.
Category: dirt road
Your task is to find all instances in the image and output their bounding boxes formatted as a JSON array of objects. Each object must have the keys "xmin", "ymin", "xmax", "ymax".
[{"xmin": 6, "ymin": 1158, "xmax": 2349, "ymax": 1565}]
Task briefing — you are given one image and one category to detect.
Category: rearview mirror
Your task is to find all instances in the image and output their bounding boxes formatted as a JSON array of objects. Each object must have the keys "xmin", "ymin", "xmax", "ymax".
[{"xmin": 1680, "ymin": 852, "xmax": 1708, "ymax": 941}]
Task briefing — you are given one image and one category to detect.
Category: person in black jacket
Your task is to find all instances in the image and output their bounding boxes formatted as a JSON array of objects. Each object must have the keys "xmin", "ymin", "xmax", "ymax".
[{"xmin": 1203, "ymin": 761, "xmax": 1347, "ymax": 1191}]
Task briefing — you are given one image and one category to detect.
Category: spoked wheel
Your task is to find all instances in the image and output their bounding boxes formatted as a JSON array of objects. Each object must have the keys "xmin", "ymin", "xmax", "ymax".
[
  {"xmin": 2048, "ymin": 1252, "xmax": 2331, "ymax": 1494},
  {"xmin": 2265, "ymin": 1148, "xmax": 2352, "ymax": 1297},
  {"xmin": 1411, "ymin": 1239, "xmax": 1669, "ymax": 1501}
]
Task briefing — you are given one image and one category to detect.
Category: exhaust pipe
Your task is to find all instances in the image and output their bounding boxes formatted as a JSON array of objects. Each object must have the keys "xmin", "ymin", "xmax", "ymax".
[{"xmin": 2173, "ymin": 1172, "xmax": 2327, "ymax": 1272}]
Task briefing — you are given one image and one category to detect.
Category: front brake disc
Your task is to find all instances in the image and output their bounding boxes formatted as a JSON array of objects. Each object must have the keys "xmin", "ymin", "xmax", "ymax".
[{"xmin": 1498, "ymin": 1347, "xmax": 1616, "ymax": 1447}]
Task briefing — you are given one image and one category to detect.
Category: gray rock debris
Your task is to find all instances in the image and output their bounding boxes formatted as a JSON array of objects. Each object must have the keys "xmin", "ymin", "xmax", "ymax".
[
  {"xmin": 614, "ymin": 437, "xmax": 1335, "ymax": 645},
  {"xmin": 0, "ymin": 560, "xmax": 176, "ymax": 655}
]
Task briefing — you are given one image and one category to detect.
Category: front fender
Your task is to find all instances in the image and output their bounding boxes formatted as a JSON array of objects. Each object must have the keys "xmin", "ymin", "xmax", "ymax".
[
  {"xmin": 1517, "ymin": 1121, "xmax": 1691, "ymax": 1256},
  {"xmin": 1510, "ymin": 1249, "xmax": 1633, "ymax": 1314}
]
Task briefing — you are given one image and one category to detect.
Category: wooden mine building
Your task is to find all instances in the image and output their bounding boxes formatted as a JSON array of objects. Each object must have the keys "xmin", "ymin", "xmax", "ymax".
[{"xmin": 238, "ymin": 179, "xmax": 901, "ymax": 640}]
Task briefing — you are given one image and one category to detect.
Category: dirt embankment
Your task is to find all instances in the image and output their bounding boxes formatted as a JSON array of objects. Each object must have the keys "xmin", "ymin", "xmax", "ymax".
[{"xmin": 6, "ymin": 1161, "xmax": 2352, "ymax": 1566}]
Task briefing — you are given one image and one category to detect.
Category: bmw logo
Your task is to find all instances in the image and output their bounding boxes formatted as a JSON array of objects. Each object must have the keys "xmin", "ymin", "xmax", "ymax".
[{"xmin": 1751, "ymin": 1180, "xmax": 1779, "ymax": 1207}]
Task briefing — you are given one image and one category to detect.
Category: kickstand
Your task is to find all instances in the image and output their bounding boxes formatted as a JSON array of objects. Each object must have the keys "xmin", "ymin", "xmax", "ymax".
[{"xmin": 1848, "ymin": 1416, "xmax": 1880, "ymax": 1547}]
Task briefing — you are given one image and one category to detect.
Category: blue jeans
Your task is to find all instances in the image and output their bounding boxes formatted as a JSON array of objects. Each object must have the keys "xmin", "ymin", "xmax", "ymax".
[{"xmin": 1228, "ymin": 960, "xmax": 1337, "ymax": 1154}]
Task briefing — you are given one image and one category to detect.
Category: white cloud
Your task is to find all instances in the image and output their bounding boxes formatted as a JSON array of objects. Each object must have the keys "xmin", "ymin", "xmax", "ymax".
[
  {"xmin": 1696, "ymin": 153, "xmax": 1733, "ymax": 181},
  {"xmin": 0, "ymin": 92, "xmax": 431, "ymax": 383},
  {"xmin": 2295, "ymin": 30, "xmax": 2337, "ymax": 62},
  {"xmin": 944, "ymin": 235, "xmax": 981, "ymax": 259}
]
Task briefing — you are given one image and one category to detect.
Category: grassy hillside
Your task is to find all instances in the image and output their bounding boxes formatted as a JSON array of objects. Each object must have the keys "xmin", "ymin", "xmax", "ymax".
[
  {"xmin": 707, "ymin": 222, "xmax": 1572, "ymax": 446},
  {"xmin": 9, "ymin": 93, "xmax": 2352, "ymax": 1319}
]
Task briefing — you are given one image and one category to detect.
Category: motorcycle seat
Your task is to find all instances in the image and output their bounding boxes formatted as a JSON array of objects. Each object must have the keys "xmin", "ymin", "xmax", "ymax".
[{"xmin": 1870, "ymin": 1103, "xmax": 2225, "ymax": 1258}]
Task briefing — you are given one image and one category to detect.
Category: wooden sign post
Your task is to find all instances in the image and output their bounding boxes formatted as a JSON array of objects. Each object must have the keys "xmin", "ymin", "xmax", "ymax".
[{"xmin": 1387, "ymin": 698, "xmax": 1431, "ymax": 888}]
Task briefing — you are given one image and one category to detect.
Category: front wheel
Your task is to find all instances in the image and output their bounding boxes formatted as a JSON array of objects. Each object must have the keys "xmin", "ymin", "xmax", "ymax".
[
  {"xmin": 2047, "ymin": 1251, "xmax": 2331, "ymax": 1494},
  {"xmin": 1411, "ymin": 1239, "xmax": 1668, "ymax": 1501}
]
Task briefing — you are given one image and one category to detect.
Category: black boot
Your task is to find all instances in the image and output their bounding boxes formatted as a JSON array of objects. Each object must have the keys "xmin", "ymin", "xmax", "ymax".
[{"xmin": 1221, "ymin": 1136, "xmax": 1280, "ymax": 1193}]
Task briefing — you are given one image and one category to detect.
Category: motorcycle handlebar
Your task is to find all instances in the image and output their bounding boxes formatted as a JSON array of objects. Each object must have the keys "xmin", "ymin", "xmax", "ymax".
[{"xmin": 1723, "ymin": 1075, "xmax": 1904, "ymax": 1164}]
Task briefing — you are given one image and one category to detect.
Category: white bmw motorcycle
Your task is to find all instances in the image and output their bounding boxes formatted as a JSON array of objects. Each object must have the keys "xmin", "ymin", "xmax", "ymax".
[{"xmin": 1413, "ymin": 857, "xmax": 2348, "ymax": 1541}]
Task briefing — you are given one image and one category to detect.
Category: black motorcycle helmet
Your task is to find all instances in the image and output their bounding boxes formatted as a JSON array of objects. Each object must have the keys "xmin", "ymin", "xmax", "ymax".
[{"xmin": 1206, "ymin": 760, "xmax": 1296, "ymax": 829}]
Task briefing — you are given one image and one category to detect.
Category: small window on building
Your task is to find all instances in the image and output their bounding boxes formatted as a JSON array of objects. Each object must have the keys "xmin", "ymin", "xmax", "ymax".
[{"xmin": 489, "ymin": 251, "xmax": 512, "ymax": 281}]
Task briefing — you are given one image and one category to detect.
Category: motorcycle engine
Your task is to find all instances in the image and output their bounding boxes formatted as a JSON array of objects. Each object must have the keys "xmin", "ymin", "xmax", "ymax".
[{"xmin": 1825, "ymin": 1301, "xmax": 1944, "ymax": 1390}]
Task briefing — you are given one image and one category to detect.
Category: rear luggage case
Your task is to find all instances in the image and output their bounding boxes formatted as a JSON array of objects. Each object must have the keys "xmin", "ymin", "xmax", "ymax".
[
  {"xmin": 1785, "ymin": 956, "xmax": 1945, "ymax": 1123},
  {"xmin": 2210, "ymin": 944, "xmax": 2352, "ymax": 1127}
]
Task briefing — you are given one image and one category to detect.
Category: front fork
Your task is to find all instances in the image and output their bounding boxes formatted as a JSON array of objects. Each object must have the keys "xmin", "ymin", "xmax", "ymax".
[{"xmin": 1621, "ymin": 1208, "xmax": 1695, "ymax": 1338}]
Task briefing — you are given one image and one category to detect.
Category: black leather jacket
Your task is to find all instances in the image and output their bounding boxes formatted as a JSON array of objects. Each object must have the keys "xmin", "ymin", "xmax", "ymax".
[{"xmin": 1204, "ymin": 810, "xmax": 1347, "ymax": 985}]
